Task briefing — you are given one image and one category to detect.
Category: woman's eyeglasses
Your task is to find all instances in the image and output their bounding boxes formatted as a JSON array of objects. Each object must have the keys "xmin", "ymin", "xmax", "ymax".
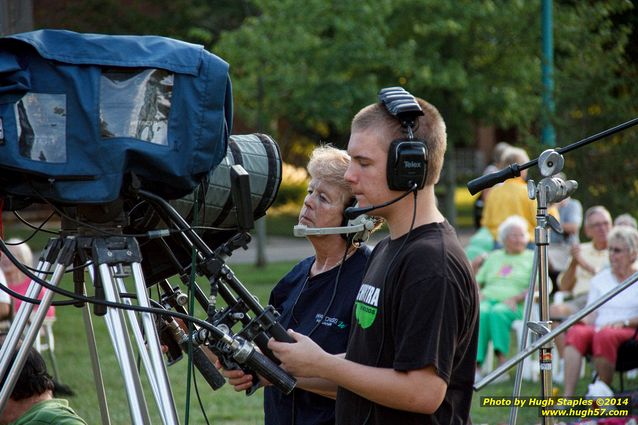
[{"xmin": 609, "ymin": 246, "xmax": 627, "ymax": 254}]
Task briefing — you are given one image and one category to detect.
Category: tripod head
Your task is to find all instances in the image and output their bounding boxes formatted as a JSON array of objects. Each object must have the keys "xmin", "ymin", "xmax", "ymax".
[{"xmin": 527, "ymin": 149, "xmax": 578, "ymax": 210}]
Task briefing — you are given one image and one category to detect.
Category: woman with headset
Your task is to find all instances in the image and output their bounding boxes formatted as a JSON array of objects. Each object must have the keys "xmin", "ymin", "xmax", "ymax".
[{"xmin": 220, "ymin": 145, "xmax": 375, "ymax": 425}]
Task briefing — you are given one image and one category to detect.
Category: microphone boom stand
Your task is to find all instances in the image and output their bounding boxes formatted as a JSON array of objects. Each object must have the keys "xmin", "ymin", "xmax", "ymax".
[
  {"xmin": 470, "ymin": 117, "xmax": 638, "ymax": 425},
  {"xmin": 476, "ymin": 150, "xmax": 577, "ymax": 425}
]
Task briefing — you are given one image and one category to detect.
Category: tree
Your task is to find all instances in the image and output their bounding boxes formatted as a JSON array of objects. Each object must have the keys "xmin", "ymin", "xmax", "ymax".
[
  {"xmin": 33, "ymin": 0, "xmax": 255, "ymax": 45},
  {"xmin": 217, "ymin": 0, "xmax": 637, "ymax": 218},
  {"xmin": 552, "ymin": 1, "xmax": 638, "ymax": 218},
  {"xmin": 216, "ymin": 0, "xmax": 546, "ymax": 154}
]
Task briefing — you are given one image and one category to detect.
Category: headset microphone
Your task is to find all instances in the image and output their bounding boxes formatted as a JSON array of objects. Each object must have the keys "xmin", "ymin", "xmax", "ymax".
[
  {"xmin": 293, "ymin": 224, "xmax": 365, "ymax": 237},
  {"xmin": 343, "ymin": 183, "xmax": 417, "ymax": 220},
  {"xmin": 293, "ymin": 214, "xmax": 379, "ymax": 244}
]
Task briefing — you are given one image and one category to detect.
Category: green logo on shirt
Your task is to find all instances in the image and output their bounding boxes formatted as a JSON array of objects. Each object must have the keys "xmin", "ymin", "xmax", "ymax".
[{"xmin": 355, "ymin": 284, "xmax": 380, "ymax": 329}]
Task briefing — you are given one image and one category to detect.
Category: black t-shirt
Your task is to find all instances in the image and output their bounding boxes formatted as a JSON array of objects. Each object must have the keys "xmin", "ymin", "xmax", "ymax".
[
  {"xmin": 264, "ymin": 246, "xmax": 371, "ymax": 425},
  {"xmin": 335, "ymin": 222, "xmax": 478, "ymax": 425}
]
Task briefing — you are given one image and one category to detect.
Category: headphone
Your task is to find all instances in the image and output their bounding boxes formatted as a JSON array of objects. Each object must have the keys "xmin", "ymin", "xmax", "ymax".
[{"xmin": 378, "ymin": 87, "xmax": 428, "ymax": 191}]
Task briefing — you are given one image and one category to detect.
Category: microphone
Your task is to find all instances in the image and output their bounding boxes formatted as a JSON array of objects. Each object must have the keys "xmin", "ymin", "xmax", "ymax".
[
  {"xmin": 293, "ymin": 214, "xmax": 379, "ymax": 243},
  {"xmin": 293, "ymin": 223, "xmax": 366, "ymax": 237},
  {"xmin": 343, "ymin": 183, "xmax": 417, "ymax": 220},
  {"xmin": 163, "ymin": 318, "xmax": 226, "ymax": 390}
]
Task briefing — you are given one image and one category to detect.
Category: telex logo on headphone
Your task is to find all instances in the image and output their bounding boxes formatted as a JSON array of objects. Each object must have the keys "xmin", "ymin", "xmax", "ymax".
[{"xmin": 403, "ymin": 160, "xmax": 423, "ymax": 169}]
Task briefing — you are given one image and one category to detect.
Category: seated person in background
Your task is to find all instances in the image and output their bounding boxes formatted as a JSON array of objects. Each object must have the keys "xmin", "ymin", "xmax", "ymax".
[
  {"xmin": 464, "ymin": 226, "xmax": 495, "ymax": 274},
  {"xmin": 475, "ymin": 215, "xmax": 534, "ymax": 375},
  {"xmin": 0, "ymin": 239, "xmax": 55, "ymax": 320},
  {"xmin": 0, "ymin": 268, "xmax": 12, "ymax": 331},
  {"xmin": 547, "ymin": 189, "xmax": 583, "ymax": 293},
  {"xmin": 562, "ymin": 225, "xmax": 638, "ymax": 397},
  {"xmin": 553, "ymin": 206, "xmax": 612, "ymax": 314},
  {"xmin": 0, "ymin": 334, "xmax": 87, "ymax": 425},
  {"xmin": 614, "ymin": 213, "xmax": 637, "ymax": 229},
  {"xmin": 481, "ymin": 146, "xmax": 560, "ymax": 246},
  {"xmin": 473, "ymin": 141, "xmax": 511, "ymax": 229},
  {"xmin": 550, "ymin": 206, "xmax": 611, "ymax": 366}
]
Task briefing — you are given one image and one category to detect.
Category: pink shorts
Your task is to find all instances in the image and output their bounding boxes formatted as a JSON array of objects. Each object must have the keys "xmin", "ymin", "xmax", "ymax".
[{"xmin": 565, "ymin": 323, "xmax": 637, "ymax": 364}]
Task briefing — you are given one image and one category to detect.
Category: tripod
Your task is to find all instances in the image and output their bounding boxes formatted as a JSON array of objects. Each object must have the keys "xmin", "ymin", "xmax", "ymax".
[
  {"xmin": 474, "ymin": 149, "xmax": 577, "ymax": 425},
  {"xmin": 0, "ymin": 191, "xmax": 298, "ymax": 423},
  {"xmin": 0, "ymin": 213, "xmax": 179, "ymax": 424}
]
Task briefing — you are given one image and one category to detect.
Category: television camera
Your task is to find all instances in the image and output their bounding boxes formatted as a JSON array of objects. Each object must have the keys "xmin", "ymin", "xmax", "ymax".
[{"xmin": 0, "ymin": 30, "xmax": 295, "ymax": 424}]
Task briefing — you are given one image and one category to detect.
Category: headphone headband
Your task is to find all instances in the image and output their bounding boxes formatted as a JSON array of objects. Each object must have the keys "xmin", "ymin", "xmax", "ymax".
[{"xmin": 378, "ymin": 87, "xmax": 424, "ymax": 134}]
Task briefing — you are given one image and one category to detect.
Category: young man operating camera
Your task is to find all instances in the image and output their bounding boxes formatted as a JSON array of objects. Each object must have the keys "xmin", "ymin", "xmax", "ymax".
[{"xmin": 269, "ymin": 90, "xmax": 479, "ymax": 424}]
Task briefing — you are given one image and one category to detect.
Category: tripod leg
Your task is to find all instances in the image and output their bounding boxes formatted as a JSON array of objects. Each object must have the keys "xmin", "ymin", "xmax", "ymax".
[
  {"xmin": 509, "ymin": 249, "xmax": 540, "ymax": 425},
  {"xmin": 97, "ymin": 263, "xmax": 152, "ymax": 425},
  {"xmin": 81, "ymin": 282, "xmax": 112, "ymax": 425},
  {"xmin": 0, "ymin": 258, "xmax": 53, "ymax": 379},
  {"xmin": 0, "ymin": 237, "xmax": 69, "ymax": 410},
  {"xmin": 114, "ymin": 269, "xmax": 179, "ymax": 425},
  {"xmin": 0, "ymin": 237, "xmax": 63, "ymax": 387}
]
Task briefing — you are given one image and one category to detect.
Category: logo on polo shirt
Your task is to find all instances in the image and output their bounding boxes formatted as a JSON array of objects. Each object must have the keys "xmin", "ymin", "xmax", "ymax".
[{"xmin": 355, "ymin": 283, "xmax": 380, "ymax": 329}]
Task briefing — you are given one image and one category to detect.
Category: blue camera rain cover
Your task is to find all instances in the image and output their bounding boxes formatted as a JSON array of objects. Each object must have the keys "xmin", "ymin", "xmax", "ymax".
[{"xmin": 0, "ymin": 29, "xmax": 232, "ymax": 204}]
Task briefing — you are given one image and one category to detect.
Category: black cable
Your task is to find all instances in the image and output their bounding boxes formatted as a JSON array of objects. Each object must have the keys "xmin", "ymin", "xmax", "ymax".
[
  {"xmin": 23, "ymin": 182, "xmax": 170, "ymax": 239},
  {"xmin": 192, "ymin": 365, "xmax": 211, "ymax": 425},
  {"xmin": 306, "ymin": 243, "xmax": 351, "ymax": 338},
  {"xmin": 289, "ymin": 242, "xmax": 351, "ymax": 425},
  {"xmin": 11, "ymin": 210, "xmax": 59, "ymax": 235},
  {"xmin": 374, "ymin": 190, "xmax": 418, "ymax": 361},
  {"xmin": 21, "ymin": 261, "xmax": 92, "ymax": 277},
  {"xmin": 184, "ymin": 186, "xmax": 203, "ymax": 425},
  {"xmin": 0, "ymin": 242, "xmax": 92, "ymax": 306},
  {"xmin": 0, "ymin": 238, "xmax": 222, "ymax": 336}
]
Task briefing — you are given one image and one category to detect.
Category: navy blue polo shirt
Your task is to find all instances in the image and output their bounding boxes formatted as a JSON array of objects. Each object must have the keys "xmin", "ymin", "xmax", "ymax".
[{"xmin": 264, "ymin": 246, "xmax": 370, "ymax": 425}]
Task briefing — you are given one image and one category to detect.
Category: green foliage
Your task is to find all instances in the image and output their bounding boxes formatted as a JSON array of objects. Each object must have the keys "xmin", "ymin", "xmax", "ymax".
[
  {"xmin": 271, "ymin": 162, "xmax": 309, "ymax": 209},
  {"xmin": 33, "ymin": 0, "xmax": 255, "ymax": 45},
  {"xmin": 216, "ymin": 0, "xmax": 545, "ymax": 149},
  {"xmin": 215, "ymin": 0, "xmax": 638, "ymax": 225},
  {"xmin": 551, "ymin": 0, "xmax": 638, "ymax": 218}
]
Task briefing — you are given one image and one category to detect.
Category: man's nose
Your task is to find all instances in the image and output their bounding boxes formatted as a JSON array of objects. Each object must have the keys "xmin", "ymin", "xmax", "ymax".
[{"xmin": 344, "ymin": 165, "xmax": 356, "ymax": 183}]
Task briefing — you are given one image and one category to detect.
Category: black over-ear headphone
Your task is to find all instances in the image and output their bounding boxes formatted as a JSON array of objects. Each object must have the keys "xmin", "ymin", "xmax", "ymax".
[{"xmin": 378, "ymin": 87, "xmax": 428, "ymax": 191}]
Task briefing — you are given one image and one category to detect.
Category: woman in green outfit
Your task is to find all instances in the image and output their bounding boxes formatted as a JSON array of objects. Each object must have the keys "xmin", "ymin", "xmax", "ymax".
[{"xmin": 475, "ymin": 215, "xmax": 534, "ymax": 375}]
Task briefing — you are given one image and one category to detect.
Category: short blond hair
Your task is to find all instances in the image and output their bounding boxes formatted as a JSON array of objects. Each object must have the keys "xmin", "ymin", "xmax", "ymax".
[
  {"xmin": 500, "ymin": 147, "xmax": 529, "ymax": 166},
  {"xmin": 306, "ymin": 145, "xmax": 352, "ymax": 205}
]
